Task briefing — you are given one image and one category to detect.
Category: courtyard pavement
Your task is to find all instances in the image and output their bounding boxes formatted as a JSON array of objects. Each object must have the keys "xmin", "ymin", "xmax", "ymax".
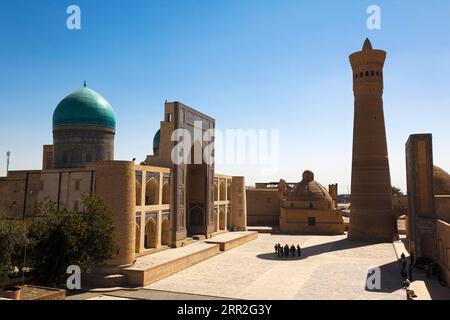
[{"xmin": 142, "ymin": 234, "xmax": 406, "ymax": 300}]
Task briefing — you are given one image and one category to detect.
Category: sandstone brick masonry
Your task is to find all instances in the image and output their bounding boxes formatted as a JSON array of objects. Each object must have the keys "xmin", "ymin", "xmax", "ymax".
[
  {"xmin": 348, "ymin": 39, "xmax": 395, "ymax": 243},
  {"xmin": 437, "ymin": 220, "xmax": 450, "ymax": 285},
  {"xmin": 406, "ymin": 134, "xmax": 450, "ymax": 286},
  {"xmin": 0, "ymin": 100, "xmax": 248, "ymax": 269}
]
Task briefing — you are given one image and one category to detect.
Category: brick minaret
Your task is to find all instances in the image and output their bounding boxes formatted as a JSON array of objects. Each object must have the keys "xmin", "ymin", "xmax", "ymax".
[{"xmin": 348, "ymin": 39, "xmax": 394, "ymax": 242}]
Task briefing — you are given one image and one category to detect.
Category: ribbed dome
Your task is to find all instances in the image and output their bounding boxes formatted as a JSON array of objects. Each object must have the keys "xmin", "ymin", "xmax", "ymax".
[
  {"xmin": 53, "ymin": 87, "xmax": 116, "ymax": 130},
  {"xmin": 434, "ymin": 166, "xmax": 450, "ymax": 195},
  {"xmin": 288, "ymin": 170, "xmax": 333, "ymax": 203}
]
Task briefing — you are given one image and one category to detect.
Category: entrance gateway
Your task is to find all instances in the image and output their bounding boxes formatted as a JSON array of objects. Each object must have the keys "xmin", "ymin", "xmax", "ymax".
[{"xmin": 145, "ymin": 102, "xmax": 216, "ymax": 246}]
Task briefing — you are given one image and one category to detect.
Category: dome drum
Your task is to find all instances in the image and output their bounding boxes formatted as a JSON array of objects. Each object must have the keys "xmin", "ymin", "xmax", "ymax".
[
  {"xmin": 52, "ymin": 86, "xmax": 116, "ymax": 169},
  {"xmin": 279, "ymin": 170, "xmax": 344, "ymax": 235},
  {"xmin": 286, "ymin": 170, "xmax": 335, "ymax": 210}
]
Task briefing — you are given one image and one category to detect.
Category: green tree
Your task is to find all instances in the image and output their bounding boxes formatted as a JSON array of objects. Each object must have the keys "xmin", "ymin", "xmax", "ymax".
[
  {"xmin": 392, "ymin": 186, "xmax": 404, "ymax": 196},
  {"xmin": 0, "ymin": 211, "xmax": 28, "ymax": 285},
  {"xmin": 28, "ymin": 197, "xmax": 116, "ymax": 287}
]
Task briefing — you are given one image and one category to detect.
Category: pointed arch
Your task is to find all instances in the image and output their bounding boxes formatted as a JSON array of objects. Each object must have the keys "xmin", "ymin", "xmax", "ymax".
[
  {"xmin": 144, "ymin": 218, "xmax": 157, "ymax": 249},
  {"xmin": 162, "ymin": 182, "xmax": 170, "ymax": 205},
  {"xmin": 214, "ymin": 181, "xmax": 219, "ymax": 202},
  {"xmin": 189, "ymin": 205, "xmax": 204, "ymax": 227},
  {"xmin": 135, "ymin": 224, "xmax": 141, "ymax": 253},
  {"xmin": 136, "ymin": 181, "xmax": 142, "ymax": 206},
  {"xmin": 213, "ymin": 209, "xmax": 218, "ymax": 232},
  {"xmin": 220, "ymin": 181, "xmax": 226, "ymax": 201},
  {"xmin": 219, "ymin": 208, "xmax": 226, "ymax": 231},
  {"xmin": 161, "ymin": 218, "xmax": 171, "ymax": 246},
  {"xmin": 145, "ymin": 177, "xmax": 159, "ymax": 205}
]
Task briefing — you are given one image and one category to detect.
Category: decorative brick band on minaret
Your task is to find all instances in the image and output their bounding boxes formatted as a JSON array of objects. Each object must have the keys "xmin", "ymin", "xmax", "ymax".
[{"xmin": 348, "ymin": 39, "xmax": 395, "ymax": 243}]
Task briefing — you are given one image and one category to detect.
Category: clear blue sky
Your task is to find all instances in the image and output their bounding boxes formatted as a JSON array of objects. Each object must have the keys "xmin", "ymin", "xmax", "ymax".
[{"xmin": 1, "ymin": 0, "xmax": 450, "ymax": 192}]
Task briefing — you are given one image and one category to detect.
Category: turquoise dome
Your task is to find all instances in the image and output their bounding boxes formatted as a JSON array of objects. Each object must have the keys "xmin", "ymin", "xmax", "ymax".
[
  {"xmin": 153, "ymin": 129, "xmax": 160, "ymax": 148},
  {"xmin": 53, "ymin": 87, "xmax": 116, "ymax": 130}
]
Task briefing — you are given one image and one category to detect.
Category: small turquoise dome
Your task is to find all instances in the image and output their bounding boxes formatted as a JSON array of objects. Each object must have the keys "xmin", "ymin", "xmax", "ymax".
[
  {"xmin": 153, "ymin": 129, "xmax": 160, "ymax": 148},
  {"xmin": 53, "ymin": 87, "xmax": 116, "ymax": 130}
]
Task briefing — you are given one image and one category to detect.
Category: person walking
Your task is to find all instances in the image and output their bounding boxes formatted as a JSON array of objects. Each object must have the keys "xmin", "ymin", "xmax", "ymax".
[
  {"xmin": 400, "ymin": 253, "xmax": 406, "ymax": 264},
  {"xmin": 403, "ymin": 278, "xmax": 411, "ymax": 289},
  {"xmin": 297, "ymin": 245, "xmax": 302, "ymax": 257}
]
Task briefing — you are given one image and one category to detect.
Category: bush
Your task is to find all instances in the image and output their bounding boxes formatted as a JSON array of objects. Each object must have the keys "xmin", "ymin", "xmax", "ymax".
[
  {"xmin": 28, "ymin": 197, "xmax": 116, "ymax": 287},
  {"xmin": 392, "ymin": 186, "xmax": 404, "ymax": 196},
  {"xmin": 0, "ymin": 212, "xmax": 28, "ymax": 285}
]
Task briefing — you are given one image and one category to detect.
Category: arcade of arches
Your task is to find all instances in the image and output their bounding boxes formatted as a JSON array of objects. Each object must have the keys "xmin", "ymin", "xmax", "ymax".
[
  {"xmin": 134, "ymin": 166, "xmax": 241, "ymax": 254},
  {"xmin": 135, "ymin": 167, "xmax": 172, "ymax": 254},
  {"xmin": 214, "ymin": 175, "xmax": 232, "ymax": 233},
  {"xmin": 141, "ymin": 102, "xmax": 248, "ymax": 251}
]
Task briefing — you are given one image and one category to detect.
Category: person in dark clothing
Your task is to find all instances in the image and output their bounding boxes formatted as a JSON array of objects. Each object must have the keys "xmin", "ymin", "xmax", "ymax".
[
  {"xmin": 284, "ymin": 245, "xmax": 290, "ymax": 257},
  {"xmin": 297, "ymin": 245, "xmax": 302, "ymax": 257},
  {"xmin": 274, "ymin": 244, "xmax": 278, "ymax": 254},
  {"xmin": 401, "ymin": 268, "xmax": 408, "ymax": 280},
  {"xmin": 290, "ymin": 245, "xmax": 296, "ymax": 257},
  {"xmin": 400, "ymin": 253, "xmax": 406, "ymax": 264},
  {"xmin": 403, "ymin": 279, "xmax": 411, "ymax": 290}
]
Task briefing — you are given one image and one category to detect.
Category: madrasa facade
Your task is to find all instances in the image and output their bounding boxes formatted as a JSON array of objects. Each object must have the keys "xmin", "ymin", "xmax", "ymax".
[{"xmin": 0, "ymin": 85, "xmax": 247, "ymax": 267}]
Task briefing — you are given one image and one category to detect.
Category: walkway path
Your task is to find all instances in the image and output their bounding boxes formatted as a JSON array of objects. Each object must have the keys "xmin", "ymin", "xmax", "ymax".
[{"xmin": 145, "ymin": 234, "xmax": 406, "ymax": 300}]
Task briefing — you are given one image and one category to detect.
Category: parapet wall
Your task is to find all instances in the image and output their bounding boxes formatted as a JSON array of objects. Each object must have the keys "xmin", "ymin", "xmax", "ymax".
[
  {"xmin": 246, "ymin": 189, "xmax": 282, "ymax": 226},
  {"xmin": 436, "ymin": 220, "xmax": 450, "ymax": 286}
]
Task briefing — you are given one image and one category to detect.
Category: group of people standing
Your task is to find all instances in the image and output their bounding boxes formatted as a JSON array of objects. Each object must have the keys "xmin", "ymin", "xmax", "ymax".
[{"xmin": 274, "ymin": 243, "xmax": 302, "ymax": 258}]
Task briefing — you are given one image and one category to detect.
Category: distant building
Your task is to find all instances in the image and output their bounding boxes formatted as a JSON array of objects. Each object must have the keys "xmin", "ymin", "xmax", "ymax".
[
  {"xmin": 247, "ymin": 171, "xmax": 344, "ymax": 235},
  {"xmin": 280, "ymin": 171, "xmax": 344, "ymax": 235},
  {"xmin": 336, "ymin": 194, "xmax": 350, "ymax": 204},
  {"xmin": 246, "ymin": 180, "xmax": 293, "ymax": 226}
]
